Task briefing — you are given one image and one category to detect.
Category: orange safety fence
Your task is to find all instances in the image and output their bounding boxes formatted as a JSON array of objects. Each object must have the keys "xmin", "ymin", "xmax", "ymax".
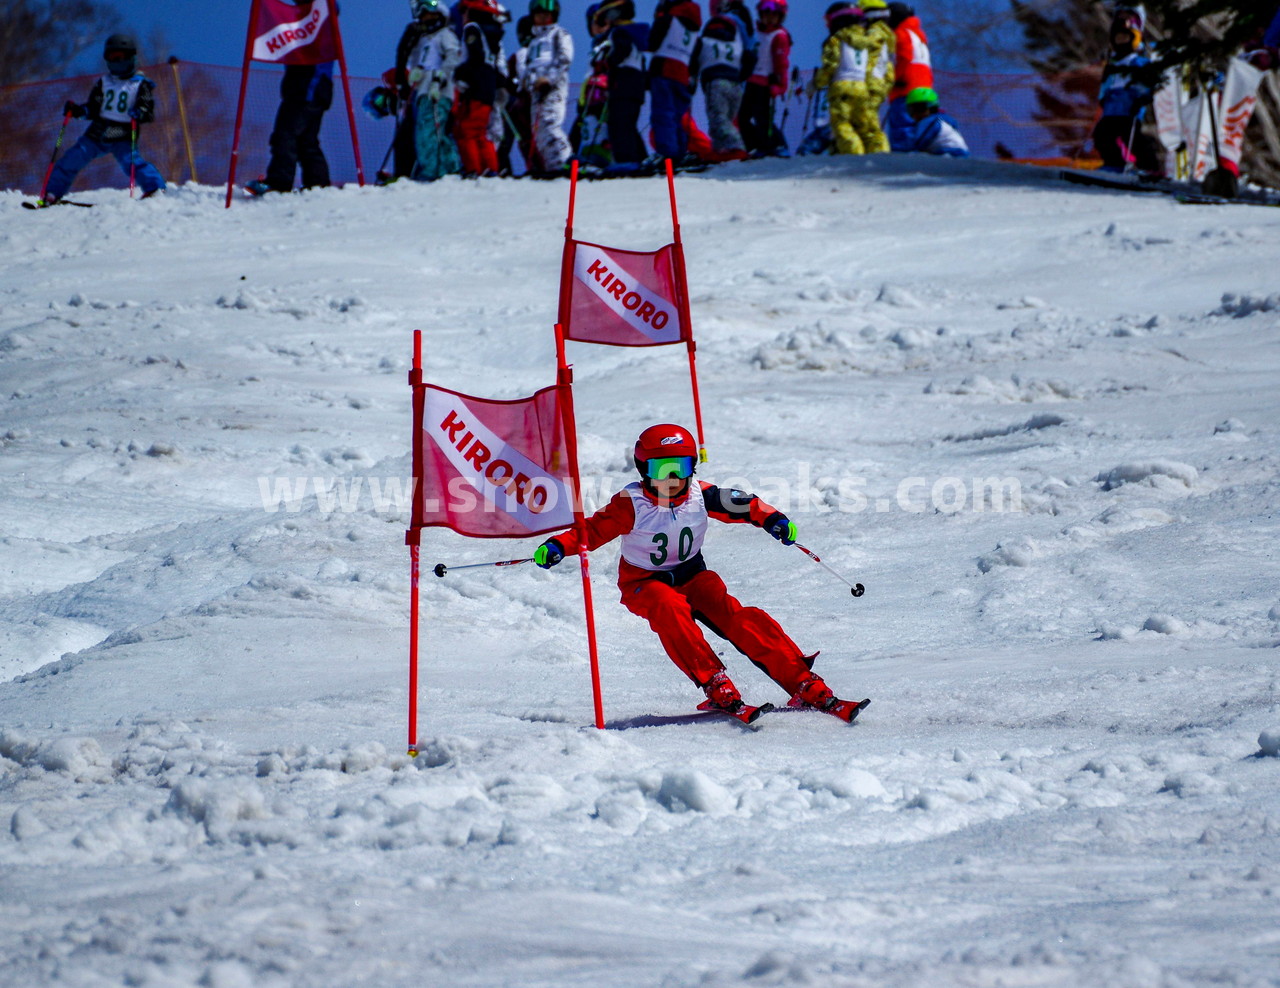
[{"xmin": 0, "ymin": 61, "xmax": 1103, "ymax": 196}]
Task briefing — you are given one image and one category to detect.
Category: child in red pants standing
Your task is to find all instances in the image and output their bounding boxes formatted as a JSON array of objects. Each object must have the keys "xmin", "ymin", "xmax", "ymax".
[
  {"xmin": 534, "ymin": 424, "xmax": 869, "ymax": 723},
  {"xmin": 454, "ymin": 0, "xmax": 505, "ymax": 176}
]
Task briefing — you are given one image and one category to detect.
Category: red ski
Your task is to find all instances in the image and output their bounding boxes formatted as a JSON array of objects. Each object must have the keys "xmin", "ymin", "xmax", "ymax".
[
  {"xmin": 787, "ymin": 695, "xmax": 870, "ymax": 723},
  {"xmin": 696, "ymin": 698, "xmax": 774, "ymax": 727}
]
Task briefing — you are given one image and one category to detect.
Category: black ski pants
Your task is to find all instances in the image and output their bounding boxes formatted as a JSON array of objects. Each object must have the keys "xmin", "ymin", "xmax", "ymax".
[{"xmin": 265, "ymin": 69, "xmax": 332, "ymax": 192}]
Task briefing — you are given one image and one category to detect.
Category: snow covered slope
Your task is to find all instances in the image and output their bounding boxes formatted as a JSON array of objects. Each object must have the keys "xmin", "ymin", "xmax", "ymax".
[{"xmin": 2, "ymin": 156, "xmax": 1279, "ymax": 987}]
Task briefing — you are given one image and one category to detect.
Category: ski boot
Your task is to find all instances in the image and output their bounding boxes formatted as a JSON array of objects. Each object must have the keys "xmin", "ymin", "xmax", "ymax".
[
  {"xmin": 702, "ymin": 670, "xmax": 744, "ymax": 712},
  {"xmin": 788, "ymin": 674, "xmax": 870, "ymax": 724},
  {"xmin": 698, "ymin": 671, "xmax": 772, "ymax": 725}
]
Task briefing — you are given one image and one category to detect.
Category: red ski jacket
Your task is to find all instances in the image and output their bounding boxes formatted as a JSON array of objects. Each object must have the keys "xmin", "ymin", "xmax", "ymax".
[
  {"xmin": 890, "ymin": 14, "xmax": 933, "ymax": 102},
  {"xmin": 550, "ymin": 480, "xmax": 783, "ymax": 591}
]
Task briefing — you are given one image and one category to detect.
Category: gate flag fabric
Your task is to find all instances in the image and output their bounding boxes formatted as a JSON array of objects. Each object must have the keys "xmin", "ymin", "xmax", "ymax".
[
  {"xmin": 556, "ymin": 160, "xmax": 707, "ymax": 462},
  {"xmin": 563, "ymin": 240, "xmax": 689, "ymax": 347},
  {"xmin": 226, "ymin": 0, "xmax": 364, "ymax": 207},
  {"xmin": 411, "ymin": 384, "xmax": 576, "ymax": 539},
  {"xmin": 404, "ymin": 331, "xmax": 606, "ymax": 746},
  {"xmin": 251, "ymin": 0, "xmax": 340, "ymax": 64}
]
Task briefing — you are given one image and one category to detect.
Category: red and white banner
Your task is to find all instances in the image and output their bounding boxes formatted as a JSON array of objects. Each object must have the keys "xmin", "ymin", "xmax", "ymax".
[
  {"xmin": 1218, "ymin": 58, "xmax": 1264, "ymax": 171},
  {"xmin": 1153, "ymin": 68, "xmax": 1187, "ymax": 178},
  {"xmin": 251, "ymin": 0, "xmax": 338, "ymax": 64},
  {"xmin": 1174, "ymin": 58, "xmax": 1265, "ymax": 180},
  {"xmin": 563, "ymin": 240, "xmax": 689, "ymax": 347},
  {"xmin": 412, "ymin": 384, "xmax": 575, "ymax": 539}
]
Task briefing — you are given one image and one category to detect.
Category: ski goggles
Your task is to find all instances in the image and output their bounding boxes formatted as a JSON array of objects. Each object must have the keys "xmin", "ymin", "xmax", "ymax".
[{"xmin": 644, "ymin": 455, "xmax": 695, "ymax": 480}]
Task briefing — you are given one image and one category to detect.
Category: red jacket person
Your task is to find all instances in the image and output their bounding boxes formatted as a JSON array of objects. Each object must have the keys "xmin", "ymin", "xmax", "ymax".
[{"xmin": 534, "ymin": 424, "xmax": 869, "ymax": 722}]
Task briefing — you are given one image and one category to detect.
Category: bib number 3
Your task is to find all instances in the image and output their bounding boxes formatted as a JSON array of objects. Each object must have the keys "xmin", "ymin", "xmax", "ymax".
[{"xmin": 650, "ymin": 527, "xmax": 694, "ymax": 566}]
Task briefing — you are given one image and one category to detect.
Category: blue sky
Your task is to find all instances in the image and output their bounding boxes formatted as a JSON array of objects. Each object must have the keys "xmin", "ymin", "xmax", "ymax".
[{"xmin": 84, "ymin": 1, "xmax": 1025, "ymax": 81}]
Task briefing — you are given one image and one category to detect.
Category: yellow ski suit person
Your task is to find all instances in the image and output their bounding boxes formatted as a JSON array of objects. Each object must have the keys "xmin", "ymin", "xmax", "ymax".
[
  {"xmin": 813, "ymin": 10, "xmax": 893, "ymax": 155},
  {"xmin": 861, "ymin": 0, "xmax": 898, "ymax": 107}
]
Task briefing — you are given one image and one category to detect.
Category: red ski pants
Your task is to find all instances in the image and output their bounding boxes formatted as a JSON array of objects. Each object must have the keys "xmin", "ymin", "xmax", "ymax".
[
  {"xmin": 619, "ymin": 567, "xmax": 812, "ymax": 695},
  {"xmin": 452, "ymin": 99, "xmax": 498, "ymax": 176}
]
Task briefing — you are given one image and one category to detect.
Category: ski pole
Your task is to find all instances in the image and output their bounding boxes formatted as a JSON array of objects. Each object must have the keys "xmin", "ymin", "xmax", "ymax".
[
  {"xmin": 433, "ymin": 557, "xmax": 534, "ymax": 578},
  {"xmin": 38, "ymin": 107, "xmax": 74, "ymax": 203},
  {"xmin": 1119, "ymin": 116, "xmax": 1140, "ymax": 173},
  {"xmin": 376, "ymin": 133, "xmax": 395, "ymax": 183},
  {"xmin": 793, "ymin": 543, "xmax": 865, "ymax": 597},
  {"xmin": 129, "ymin": 117, "xmax": 138, "ymax": 198}
]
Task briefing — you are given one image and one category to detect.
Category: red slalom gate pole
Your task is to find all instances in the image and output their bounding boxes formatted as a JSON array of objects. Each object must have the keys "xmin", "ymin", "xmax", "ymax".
[
  {"xmin": 555, "ymin": 321, "xmax": 606, "ymax": 729},
  {"xmin": 406, "ymin": 329, "xmax": 426, "ymax": 755},
  {"xmin": 665, "ymin": 158, "xmax": 708, "ymax": 463},
  {"xmin": 330, "ymin": 9, "xmax": 365, "ymax": 187},
  {"xmin": 556, "ymin": 160, "xmax": 579, "ymax": 329},
  {"xmin": 225, "ymin": 0, "xmax": 261, "ymax": 207}
]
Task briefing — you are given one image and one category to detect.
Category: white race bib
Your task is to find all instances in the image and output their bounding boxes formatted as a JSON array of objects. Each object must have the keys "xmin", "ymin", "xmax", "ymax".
[
  {"xmin": 98, "ymin": 74, "xmax": 143, "ymax": 123},
  {"xmin": 620, "ymin": 482, "xmax": 708, "ymax": 571}
]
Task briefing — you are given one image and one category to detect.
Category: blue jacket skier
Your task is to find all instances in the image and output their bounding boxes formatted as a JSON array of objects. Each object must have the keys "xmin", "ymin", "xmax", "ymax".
[
  {"xmin": 44, "ymin": 35, "xmax": 166, "ymax": 204},
  {"xmin": 1092, "ymin": 10, "xmax": 1161, "ymax": 174},
  {"xmin": 903, "ymin": 87, "xmax": 968, "ymax": 157}
]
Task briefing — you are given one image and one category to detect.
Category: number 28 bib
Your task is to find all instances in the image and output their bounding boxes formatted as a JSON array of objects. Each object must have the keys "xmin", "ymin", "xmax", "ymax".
[
  {"xmin": 620, "ymin": 481, "xmax": 709, "ymax": 571},
  {"xmin": 98, "ymin": 74, "xmax": 144, "ymax": 123}
]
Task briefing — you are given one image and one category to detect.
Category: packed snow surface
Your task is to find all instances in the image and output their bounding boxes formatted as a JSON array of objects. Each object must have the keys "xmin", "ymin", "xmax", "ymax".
[{"xmin": 2, "ymin": 156, "xmax": 1279, "ymax": 987}]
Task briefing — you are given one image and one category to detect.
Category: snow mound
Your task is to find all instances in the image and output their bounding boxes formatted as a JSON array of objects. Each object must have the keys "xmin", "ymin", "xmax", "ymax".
[
  {"xmin": 1215, "ymin": 292, "xmax": 1280, "ymax": 317},
  {"xmin": 945, "ymin": 413, "xmax": 1070, "ymax": 442},
  {"xmin": 977, "ymin": 538, "xmax": 1042, "ymax": 572},
  {"xmin": 1259, "ymin": 732, "xmax": 1280, "ymax": 757},
  {"xmin": 751, "ymin": 327, "xmax": 868, "ymax": 372},
  {"xmin": 925, "ymin": 374, "xmax": 1082, "ymax": 402},
  {"xmin": 0, "ymin": 730, "xmax": 112, "ymax": 782},
  {"xmin": 161, "ymin": 778, "xmax": 270, "ymax": 842},
  {"xmin": 1097, "ymin": 460, "xmax": 1198, "ymax": 491},
  {"xmin": 655, "ymin": 768, "xmax": 734, "ymax": 814}
]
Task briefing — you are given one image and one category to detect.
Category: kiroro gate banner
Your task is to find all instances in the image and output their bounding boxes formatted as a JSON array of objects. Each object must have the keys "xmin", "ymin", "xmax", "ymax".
[
  {"xmin": 563, "ymin": 240, "xmax": 689, "ymax": 347},
  {"xmin": 412, "ymin": 384, "xmax": 575, "ymax": 539},
  {"xmin": 251, "ymin": 0, "xmax": 339, "ymax": 64}
]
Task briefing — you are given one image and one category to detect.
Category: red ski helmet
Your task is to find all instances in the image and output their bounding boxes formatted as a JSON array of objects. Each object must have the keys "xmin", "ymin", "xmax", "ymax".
[
  {"xmin": 757, "ymin": 0, "xmax": 787, "ymax": 14},
  {"xmin": 634, "ymin": 424, "xmax": 697, "ymax": 479}
]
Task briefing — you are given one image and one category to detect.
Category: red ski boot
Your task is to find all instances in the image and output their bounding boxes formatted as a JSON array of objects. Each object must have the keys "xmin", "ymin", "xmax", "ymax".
[
  {"xmin": 702, "ymin": 670, "xmax": 744, "ymax": 711},
  {"xmin": 788, "ymin": 674, "xmax": 870, "ymax": 724},
  {"xmin": 697, "ymin": 671, "xmax": 773, "ymax": 725}
]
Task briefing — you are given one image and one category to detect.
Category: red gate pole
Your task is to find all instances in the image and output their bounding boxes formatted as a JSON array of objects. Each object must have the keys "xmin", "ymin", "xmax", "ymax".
[
  {"xmin": 557, "ymin": 160, "xmax": 580, "ymax": 329},
  {"xmin": 665, "ymin": 159, "xmax": 707, "ymax": 463},
  {"xmin": 225, "ymin": 0, "xmax": 262, "ymax": 208},
  {"xmin": 330, "ymin": 6, "xmax": 365, "ymax": 186},
  {"xmin": 555, "ymin": 321, "xmax": 606, "ymax": 729},
  {"xmin": 406, "ymin": 329, "xmax": 426, "ymax": 754}
]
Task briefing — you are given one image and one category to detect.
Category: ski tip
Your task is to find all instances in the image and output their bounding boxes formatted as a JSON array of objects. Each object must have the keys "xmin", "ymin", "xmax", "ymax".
[{"xmin": 743, "ymin": 702, "xmax": 775, "ymax": 724}]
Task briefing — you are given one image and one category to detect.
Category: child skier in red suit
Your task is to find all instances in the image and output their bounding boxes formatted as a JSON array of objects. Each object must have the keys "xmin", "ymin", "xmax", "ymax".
[{"xmin": 534, "ymin": 424, "xmax": 870, "ymax": 722}]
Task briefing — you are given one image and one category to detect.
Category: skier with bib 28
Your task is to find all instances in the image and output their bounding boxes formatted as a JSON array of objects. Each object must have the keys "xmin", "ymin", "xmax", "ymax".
[
  {"xmin": 533, "ymin": 424, "xmax": 870, "ymax": 723},
  {"xmin": 45, "ymin": 34, "xmax": 166, "ymax": 205}
]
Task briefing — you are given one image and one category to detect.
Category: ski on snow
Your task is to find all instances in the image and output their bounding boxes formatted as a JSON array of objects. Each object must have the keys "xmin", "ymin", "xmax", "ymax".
[
  {"xmin": 695, "ymin": 696, "xmax": 871, "ymax": 727},
  {"xmin": 22, "ymin": 199, "xmax": 93, "ymax": 209},
  {"xmin": 696, "ymin": 699, "xmax": 774, "ymax": 728},
  {"xmin": 1059, "ymin": 168, "xmax": 1280, "ymax": 207}
]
